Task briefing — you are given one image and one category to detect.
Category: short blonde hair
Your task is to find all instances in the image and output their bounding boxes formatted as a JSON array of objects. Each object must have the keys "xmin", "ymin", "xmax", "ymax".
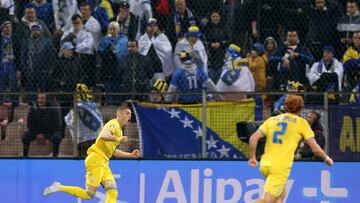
[{"xmin": 107, "ymin": 21, "xmax": 120, "ymax": 36}]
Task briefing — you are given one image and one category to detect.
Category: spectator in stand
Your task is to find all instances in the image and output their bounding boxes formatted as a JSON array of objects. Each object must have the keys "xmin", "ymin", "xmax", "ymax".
[
  {"xmin": 295, "ymin": 111, "xmax": 325, "ymax": 160},
  {"xmin": 91, "ymin": 0, "xmax": 110, "ymax": 35},
  {"xmin": 65, "ymin": 83, "xmax": 103, "ymax": 157},
  {"xmin": 0, "ymin": 21, "xmax": 18, "ymax": 106},
  {"xmin": 20, "ymin": 24, "xmax": 56, "ymax": 95},
  {"xmin": 174, "ymin": 26, "xmax": 208, "ymax": 73},
  {"xmin": 98, "ymin": 21, "xmax": 122, "ymax": 104},
  {"xmin": 164, "ymin": 0, "xmax": 197, "ymax": 46},
  {"xmin": 99, "ymin": 0, "xmax": 114, "ymax": 20},
  {"xmin": 78, "ymin": 2, "xmax": 102, "ymax": 51},
  {"xmin": 52, "ymin": 42, "xmax": 81, "ymax": 97},
  {"xmin": 112, "ymin": 0, "xmax": 139, "ymax": 41},
  {"xmin": 216, "ymin": 44, "xmax": 255, "ymax": 101},
  {"xmin": 220, "ymin": 0, "xmax": 252, "ymax": 54},
  {"xmin": 204, "ymin": 9, "xmax": 230, "ymax": 82},
  {"xmin": 118, "ymin": 40, "xmax": 155, "ymax": 102},
  {"xmin": 149, "ymin": 79, "xmax": 168, "ymax": 103},
  {"xmin": 129, "ymin": 0, "xmax": 153, "ymax": 39},
  {"xmin": 307, "ymin": 45, "xmax": 343, "ymax": 92},
  {"xmin": 110, "ymin": 1, "xmax": 139, "ymax": 61},
  {"xmin": 337, "ymin": 0, "xmax": 360, "ymax": 49},
  {"xmin": 274, "ymin": 29, "xmax": 314, "ymax": 90},
  {"xmin": 248, "ymin": 43, "xmax": 268, "ymax": 92},
  {"xmin": 61, "ymin": 14, "xmax": 95, "ymax": 87},
  {"xmin": 166, "ymin": 49, "xmax": 217, "ymax": 104},
  {"xmin": 22, "ymin": 93, "xmax": 62, "ymax": 157},
  {"xmin": 342, "ymin": 31, "xmax": 360, "ymax": 91},
  {"xmin": 250, "ymin": 0, "xmax": 283, "ymax": 43},
  {"xmin": 264, "ymin": 37, "xmax": 284, "ymax": 92},
  {"xmin": 138, "ymin": 18, "xmax": 174, "ymax": 80},
  {"xmin": 52, "ymin": 0, "xmax": 78, "ymax": 33},
  {"xmin": 13, "ymin": 5, "xmax": 52, "ymax": 67},
  {"xmin": 299, "ymin": 0, "xmax": 341, "ymax": 61},
  {"xmin": 31, "ymin": 0, "xmax": 55, "ymax": 31},
  {"xmin": 0, "ymin": 0, "xmax": 15, "ymax": 23}
]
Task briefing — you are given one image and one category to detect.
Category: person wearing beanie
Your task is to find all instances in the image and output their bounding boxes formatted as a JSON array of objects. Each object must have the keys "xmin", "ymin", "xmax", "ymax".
[
  {"xmin": 174, "ymin": 25, "xmax": 208, "ymax": 74},
  {"xmin": 307, "ymin": 45, "xmax": 343, "ymax": 93}
]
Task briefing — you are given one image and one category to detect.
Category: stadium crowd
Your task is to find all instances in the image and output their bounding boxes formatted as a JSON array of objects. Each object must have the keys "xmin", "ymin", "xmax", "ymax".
[{"xmin": 0, "ymin": 0, "xmax": 359, "ymax": 106}]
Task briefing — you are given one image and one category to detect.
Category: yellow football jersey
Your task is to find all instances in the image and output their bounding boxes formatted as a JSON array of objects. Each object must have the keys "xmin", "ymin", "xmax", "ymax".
[
  {"xmin": 87, "ymin": 119, "xmax": 123, "ymax": 161},
  {"xmin": 259, "ymin": 113, "xmax": 314, "ymax": 168}
]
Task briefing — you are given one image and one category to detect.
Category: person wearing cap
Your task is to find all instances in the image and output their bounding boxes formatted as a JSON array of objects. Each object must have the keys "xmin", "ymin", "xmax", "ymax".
[
  {"xmin": 248, "ymin": 42, "xmax": 268, "ymax": 91},
  {"xmin": 204, "ymin": 9, "xmax": 230, "ymax": 82},
  {"xmin": 307, "ymin": 45, "xmax": 343, "ymax": 92},
  {"xmin": 165, "ymin": 49, "xmax": 216, "ymax": 103},
  {"xmin": 112, "ymin": 0, "xmax": 139, "ymax": 41},
  {"xmin": 174, "ymin": 25, "xmax": 208, "ymax": 73},
  {"xmin": 13, "ymin": 5, "xmax": 52, "ymax": 68},
  {"xmin": 0, "ymin": 20, "xmax": 18, "ymax": 106},
  {"xmin": 20, "ymin": 22, "xmax": 56, "ymax": 98},
  {"xmin": 138, "ymin": 17, "xmax": 174, "ymax": 78},
  {"xmin": 51, "ymin": 42, "xmax": 81, "ymax": 95}
]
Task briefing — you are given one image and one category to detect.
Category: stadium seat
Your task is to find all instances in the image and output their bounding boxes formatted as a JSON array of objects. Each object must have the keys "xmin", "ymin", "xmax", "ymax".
[{"xmin": 59, "ymin": 127, "xmax": 74, "ymax": 157}]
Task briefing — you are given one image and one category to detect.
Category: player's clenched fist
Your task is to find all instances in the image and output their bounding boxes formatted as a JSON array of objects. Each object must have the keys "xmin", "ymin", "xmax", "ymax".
[{"xmin": 132, "ymin": 149, "xmax": 140, "ymax": 158}]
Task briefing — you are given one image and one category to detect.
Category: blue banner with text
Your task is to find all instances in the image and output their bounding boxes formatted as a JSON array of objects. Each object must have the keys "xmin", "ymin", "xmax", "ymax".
[{"xmin": 0, "ymin": 160, "xmax": 357, "ymax": 203}]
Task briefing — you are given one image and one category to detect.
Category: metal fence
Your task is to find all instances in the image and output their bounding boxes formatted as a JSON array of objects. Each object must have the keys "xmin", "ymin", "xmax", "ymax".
[{"xmin": 0, "ymin": 92, "xmax": 358, "ymax": 161}]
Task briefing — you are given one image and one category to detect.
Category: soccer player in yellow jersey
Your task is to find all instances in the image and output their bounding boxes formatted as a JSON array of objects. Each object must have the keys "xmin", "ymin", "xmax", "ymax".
[
  {"xmin": 248, "ymin": 95, "xmax": 333, "ymax": 203},
  {"xmin": 43, "ymin": 104, "xmax": 140, "ymax": 203}
]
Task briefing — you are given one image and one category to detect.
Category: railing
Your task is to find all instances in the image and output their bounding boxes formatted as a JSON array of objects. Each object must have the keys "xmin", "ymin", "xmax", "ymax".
[{"xmin": 0, "ymin": 92, "xmax": 358, "ymax": 161}]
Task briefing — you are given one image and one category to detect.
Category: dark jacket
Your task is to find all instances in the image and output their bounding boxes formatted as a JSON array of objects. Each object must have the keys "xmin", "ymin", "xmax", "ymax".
[
  {"xmin": 111, "ymin": 12, "xmax": 139, "ymax": 41},
  {"xmin": 300, "ymin": 122, "xmax": 325, "ymax": 159},
  {"xmin": 27, "ymin": 102, "xmax": 62, "ymax": 135}
]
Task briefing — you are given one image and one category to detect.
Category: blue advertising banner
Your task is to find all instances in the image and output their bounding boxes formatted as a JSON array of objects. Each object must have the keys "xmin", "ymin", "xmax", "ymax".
[
  {"xmin": 0, "ymin": 160, "xmax": 358, "ymax": 203},
  {"xmin": 329, "ymin": 105, "xmax": 360, "ymax": 160}
]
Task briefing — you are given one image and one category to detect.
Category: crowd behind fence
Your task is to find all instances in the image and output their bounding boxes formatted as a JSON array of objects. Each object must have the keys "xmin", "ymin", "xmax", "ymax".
[
  {"xmin": 0, "ymin": 92, "xmax": 358, "ymax": 162},
  {"xmin": 0, "ymin": 0, "xmax": 359, "ymax": 106}
]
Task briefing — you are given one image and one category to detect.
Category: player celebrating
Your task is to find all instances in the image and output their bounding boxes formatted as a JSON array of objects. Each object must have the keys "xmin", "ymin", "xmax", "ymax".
[
  {"xmin": 43, "ymin": 104, "xmax": 140, "ymax": 202},
  {"xmin": 248, "ymin": 95, "xmax": 333, "ymax": 203}
]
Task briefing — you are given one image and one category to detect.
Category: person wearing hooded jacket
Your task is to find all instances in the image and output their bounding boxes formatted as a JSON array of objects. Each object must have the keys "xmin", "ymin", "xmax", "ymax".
[{"xmin": 165, "ymin": 49, "xmax": 216, "ymax": 103}]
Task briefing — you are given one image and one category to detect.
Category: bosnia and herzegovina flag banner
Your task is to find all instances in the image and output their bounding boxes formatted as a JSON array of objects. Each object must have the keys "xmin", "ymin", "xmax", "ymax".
[{"xmin": 132, "ymin": 99, "xmax": 259, "ymax": 159}]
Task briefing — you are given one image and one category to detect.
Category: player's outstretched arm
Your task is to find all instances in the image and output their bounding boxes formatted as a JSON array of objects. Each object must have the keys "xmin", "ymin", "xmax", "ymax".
[
  {"xmin": 248, "ymin": 129, "xmax": 265, "ymax": 167},
  {"xmin": 113, "ymin": 149, "xmax": 140, "ymax": 158},
  {"xmin": 305, "ymin": 137, "xmax": 333, "ymax": 166}
]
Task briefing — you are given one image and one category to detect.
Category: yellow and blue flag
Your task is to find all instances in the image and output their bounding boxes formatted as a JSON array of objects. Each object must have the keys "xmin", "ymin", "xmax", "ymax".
[{"xmin": 132, "ymin": 100, "xmax": 260, "ymax": 159}]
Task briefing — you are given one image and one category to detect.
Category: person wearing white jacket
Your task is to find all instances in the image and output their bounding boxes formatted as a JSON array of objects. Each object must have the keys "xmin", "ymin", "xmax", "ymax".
[
  {"xmin": 61, "ymin": 14, "xmax": 94, "ymax": 54},
  {"xmin": 306, "ymin": 45, "xmax": 343, "ymax": 91},
  {"xmin": 79, "ymin": 2, "xmax": 102, "ymax": 51},
  {"xmin": 174, "ymin": 26, "xmax": 208, "ymax": 74},
  {"xmin": 139, "ymin": 18, "xmax": 174, "ymax": 78}
]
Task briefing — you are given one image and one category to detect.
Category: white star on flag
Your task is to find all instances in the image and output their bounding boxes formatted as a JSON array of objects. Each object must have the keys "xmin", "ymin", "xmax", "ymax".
[
  {"xmin": 206, "ymin": 136, "xmax": 218, "ymax": 149},
  {"xmin": 193, "ymin": 126, "xmax": 203, "ymax": 139},
  {"xmin": 168, "ymin": 108, "xmax": 181, "ymax": 119},
  {"xmin": 180, "ymin": 116, "xmax": 194, "ymax": 129},
  {"xmin": 217, "ymin": 145, "xmax": 231, "ymax": 158}
]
